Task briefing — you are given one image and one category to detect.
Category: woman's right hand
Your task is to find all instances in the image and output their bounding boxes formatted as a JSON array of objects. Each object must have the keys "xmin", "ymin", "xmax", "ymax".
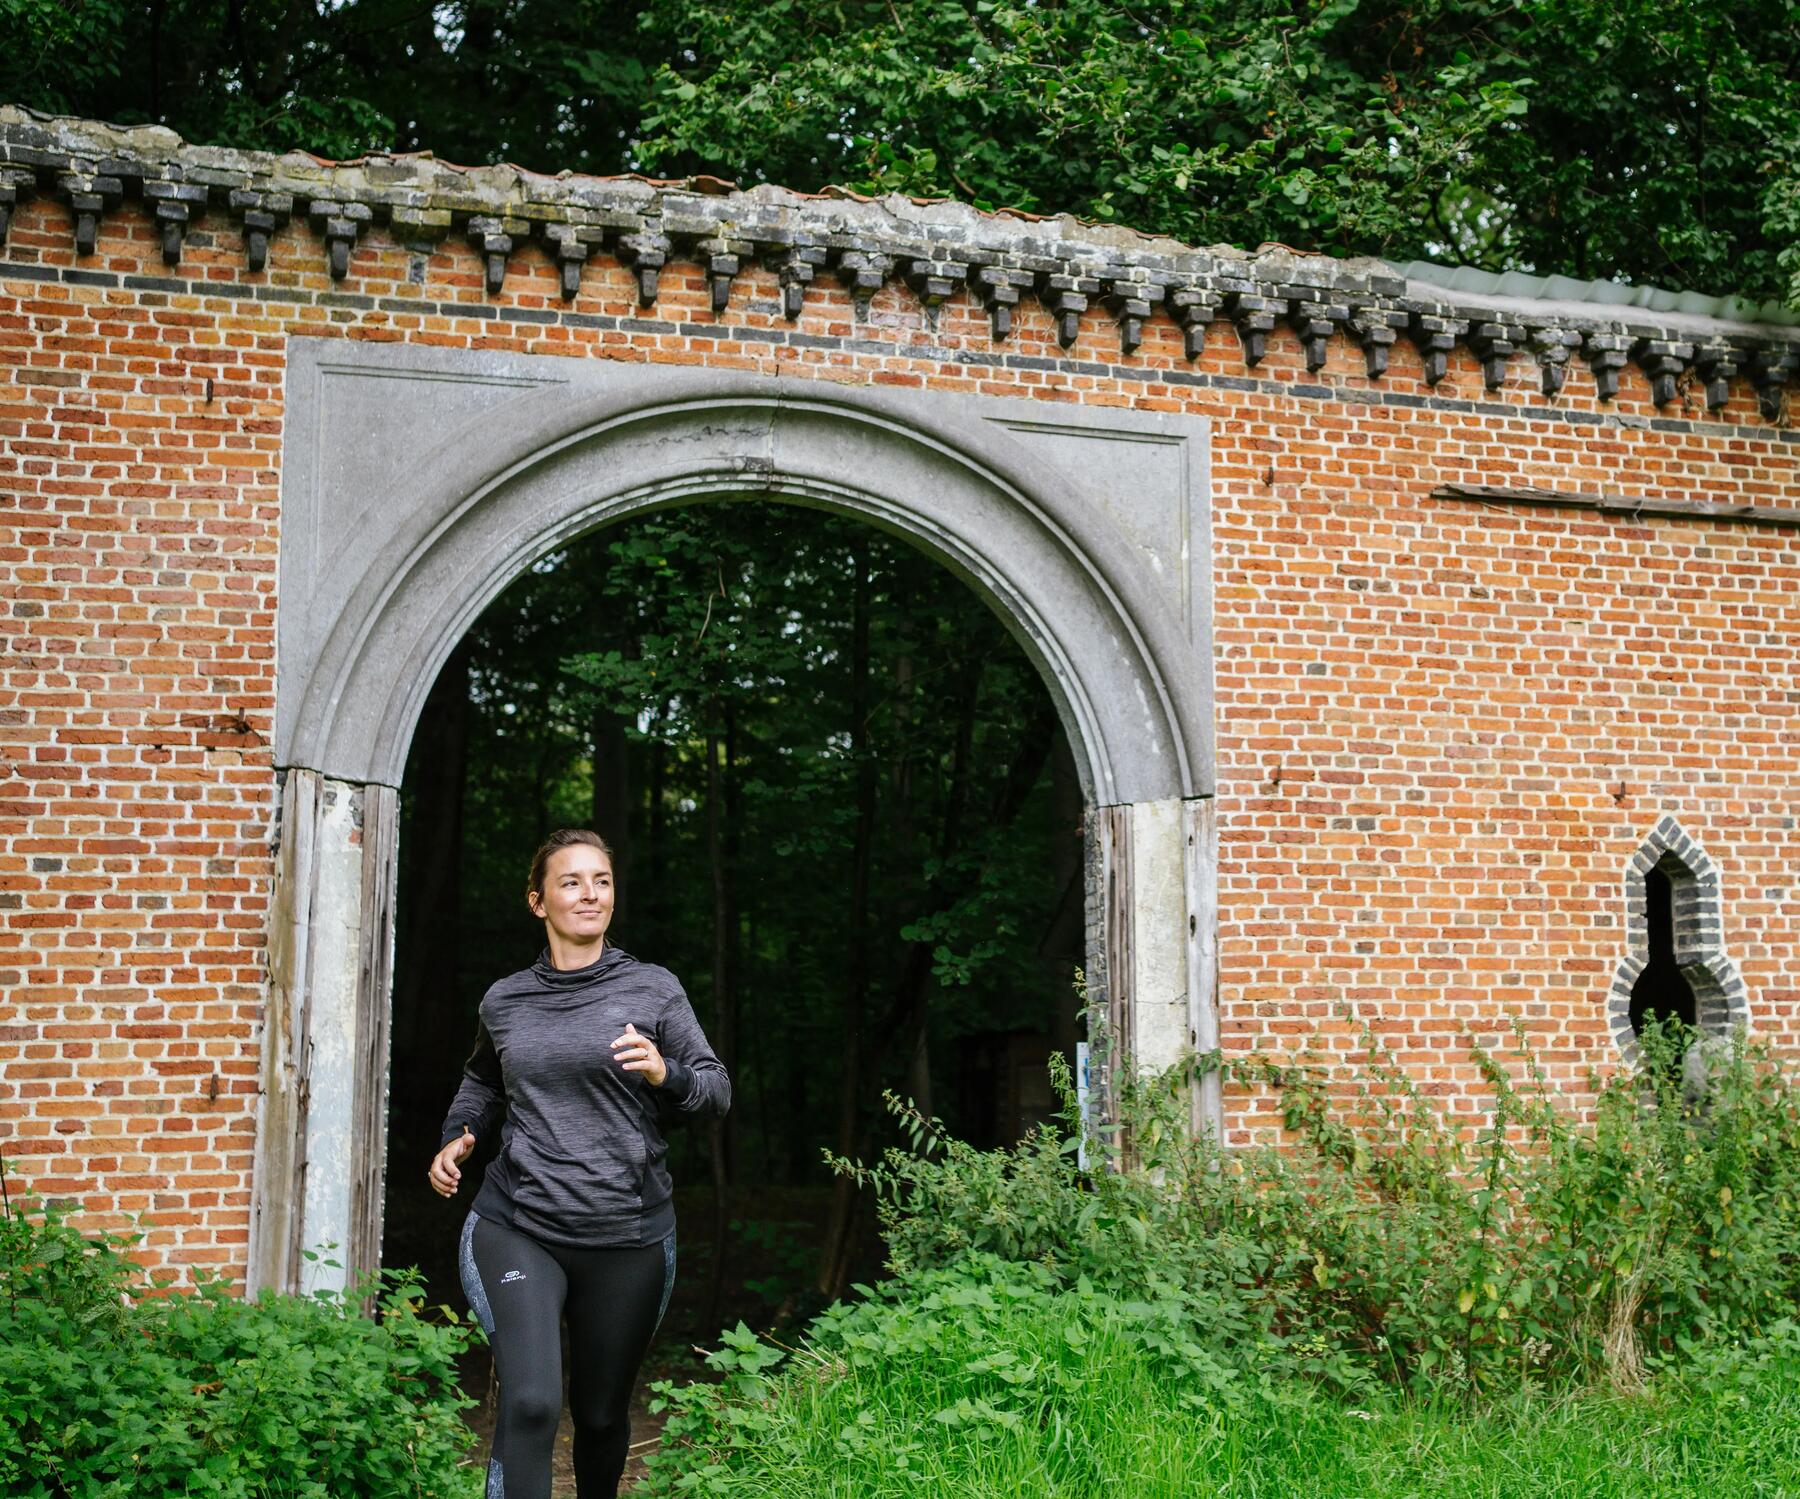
[{"xmin": 429, "ymin": 1128, "xmax": 476, "ymax": 1198}]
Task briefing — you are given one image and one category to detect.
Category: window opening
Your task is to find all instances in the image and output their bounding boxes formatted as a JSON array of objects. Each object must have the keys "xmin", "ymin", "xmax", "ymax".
[
  {"xmin": 1607, "ymin": 816, "xmax": 1749, "ymax": 1063},
  {"xmin": 1628, "ymin": 862, "xmax": 1698, "ymax": 1037}
]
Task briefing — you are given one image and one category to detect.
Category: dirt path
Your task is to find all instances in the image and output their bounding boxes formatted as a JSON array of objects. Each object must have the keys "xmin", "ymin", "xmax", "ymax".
[{"xmin": 457, "ymin": 1346, "xmax": 675, "ymax": 1495}]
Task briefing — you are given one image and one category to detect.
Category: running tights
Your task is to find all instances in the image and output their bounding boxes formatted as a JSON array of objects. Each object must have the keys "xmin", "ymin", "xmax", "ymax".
[{"xmin": 459, "ymin": 1210, "xmax": 676, "ymax": 1499}]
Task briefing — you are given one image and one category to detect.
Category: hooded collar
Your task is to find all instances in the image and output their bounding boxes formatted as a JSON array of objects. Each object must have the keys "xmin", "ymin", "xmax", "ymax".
[{"xmin": 530, "ymin": 942, "xmax": 634, "ymax": 990}]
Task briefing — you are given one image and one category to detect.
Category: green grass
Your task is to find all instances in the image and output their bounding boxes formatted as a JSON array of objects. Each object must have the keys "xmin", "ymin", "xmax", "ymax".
[
  {"xmin": 641, "ymin": 1281, "xmax": 1800, "ymax": 1498},
  {"xmin": 1215, "ymin": 1379, "xmax": 1800, "ymax": 1499}
]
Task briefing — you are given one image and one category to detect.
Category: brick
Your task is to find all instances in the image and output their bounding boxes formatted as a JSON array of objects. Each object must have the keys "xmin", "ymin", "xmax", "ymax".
[{"xmin": 3, "ymin": 156, "xmax": 1798, "ymax": 1291}]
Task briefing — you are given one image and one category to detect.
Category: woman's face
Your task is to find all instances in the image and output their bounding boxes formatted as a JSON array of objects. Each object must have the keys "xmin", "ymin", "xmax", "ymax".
[{"xmin": 528, "ymin": 845, "xmax": 615, "ymax": 947}]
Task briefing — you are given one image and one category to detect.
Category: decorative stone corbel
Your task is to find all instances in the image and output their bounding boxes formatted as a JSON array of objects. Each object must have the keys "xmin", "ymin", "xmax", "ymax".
[
  {"xmin": 58, "ymin": 172, "xmax": 123, "ymax": 257},
  {"xmin": 538, "ymin": 222, "xmax": 606, "ymax": 301},
  {"xmin": 617, "ymin": 230, "xmax": 672, "ymax": 306},
  {"xmin": 694, "ymin": 235, "xmax": 753, "ymax": 313},
  {"xmin": 1748, "ymin": 346, "xmax": 1797, "ymax": 422},
  {"xmin": 1039, "ymin": 271, "xmax": 1101, "ymax": 349},
  {"xmin": 1465, "ymin": 319, "xmax": 1526, "ymax": 391},
  {"xmin": 1346, "ymin": 303, "xmax": 1407, "ymax": 378},
  {"xmin": 1164, "ymin": 284, "xmax": 1221, "ymax": 361},
  {"xmin": 231, "ymin": 189, "xmax": 295, "ymax": 274},
  {"xmin": 1220, "ymin": 281, "xmax": 1279, "ymax": 367},
  {"xmin": 307, "ymin": 199, "xmax": 372, "ymax": 280},
  {"xmin": 756, "ymin": 239, "xmax": 825, "ymax": 319},
  {"xmin": 833, "ymin": 248, "xmax": 894, "ymax": 313},
  {"xmin": 1527, "ymin": 327, "xmax": 1582, "ymax": 397},
  {"xmin": 1103, "ymin": 276, "xmax": 1166, "ymax": 357},
  {"xmin": 143, "ymin": 179, "xmax": 208, "ymax": 266},
  {"xmin": 1690, "ymin": 341, "xmax": 1739, "ymax": 412},
  {"xmin": 1632, "ymin": 337, "xmax": 1695, "ymax": 407},
  {"xmin": 904, "ymin": 256, "xmax": 967, "ymax": 318},
  {"xmin": 1408, "ymin": 309, "xmax": 1466, "ymax": 385},
  {"xmin": 1282, "ymin": 290, "xmax": 1350, "ymax": 373},
  {"xmin": 466, "ymin": 215, "xmax": 527, "ymax": 296},
  {"xmin": 0, "ymin": 169, "xmax": 34, "ymax": 247},
  {"xmin": 1582, "ymin": 331, "xmax": 1632, "ymax": 401},
  {"xmin": 969, "ymin": 263, "xmax": 1035, "ymax": 341}
]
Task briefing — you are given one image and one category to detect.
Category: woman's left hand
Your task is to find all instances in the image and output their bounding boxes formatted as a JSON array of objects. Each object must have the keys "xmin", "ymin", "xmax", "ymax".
[{"xmin": 610, "ymin": 1022, "xmax": 668, "ymax": 1087}]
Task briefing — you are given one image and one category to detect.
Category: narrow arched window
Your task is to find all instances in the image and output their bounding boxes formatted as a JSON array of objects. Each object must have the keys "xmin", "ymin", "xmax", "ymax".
[{"xmin": 1608, "ymin": 817, "xmax": 1749, "ymax": 1060}]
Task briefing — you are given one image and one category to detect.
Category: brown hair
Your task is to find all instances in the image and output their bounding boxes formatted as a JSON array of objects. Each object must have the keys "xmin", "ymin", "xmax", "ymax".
[{"xmin": 526, "ymin": 828, "xmax": 615, "ymax": 898}]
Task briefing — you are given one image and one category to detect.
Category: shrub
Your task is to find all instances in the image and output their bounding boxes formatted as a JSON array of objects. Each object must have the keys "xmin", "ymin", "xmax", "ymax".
[
  {"xmin": 638, "ymin": 1015, "xmax": 1800, "ymax": 1489},
  {"xmin": 1236, "ymin": 1017, "xmax": 1800, "ymax": 1392},
  {"xmin": 822, "ymin": 1051, "xmax": 1361, "ymax": 1389},
  {"xmin": 824, "ymin": 1016, "xmax": 1800, "ymax": 1396},
  {"xmin": 0, "ymin": 1194, "xmax": 482, "ymax": 1499}
]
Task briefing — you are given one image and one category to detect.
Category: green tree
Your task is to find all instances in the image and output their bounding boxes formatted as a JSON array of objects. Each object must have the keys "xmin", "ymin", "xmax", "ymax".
[
  {"xmin": 635, "ymin": 0, "xmax": 1800, "ymax": 305},
  {"xmin": 5, "ymin": 1, "xmax": 1797, "ymax": 303},
  {"xmin": 0, "ymin": 0, "xmax": 659, "ymax": 168}
]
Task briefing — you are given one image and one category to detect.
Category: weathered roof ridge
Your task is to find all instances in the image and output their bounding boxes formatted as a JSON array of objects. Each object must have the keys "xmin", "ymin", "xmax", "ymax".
[
  {"xmin": 1397, "ymin": 261, "xmax": 1797, "ymax": 335},
  {"xmin": 2, "ymin": 107, "xmax": 1795, "ymax": 420}
]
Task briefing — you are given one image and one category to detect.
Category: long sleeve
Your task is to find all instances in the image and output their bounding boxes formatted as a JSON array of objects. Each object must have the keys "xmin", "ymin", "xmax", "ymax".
[
  {"xmin": 656, "ymin": 984, "xmax": 732, "ymax": 1118},
  {"xmin": 438, "ymin": 1018, "xmax": 506, "ymax": 1149}
]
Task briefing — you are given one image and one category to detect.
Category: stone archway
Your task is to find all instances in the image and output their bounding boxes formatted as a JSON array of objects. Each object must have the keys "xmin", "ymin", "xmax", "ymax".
[{"xmin": 251, "ymin": 340, "xmax": 1217, "ymax": 1294}]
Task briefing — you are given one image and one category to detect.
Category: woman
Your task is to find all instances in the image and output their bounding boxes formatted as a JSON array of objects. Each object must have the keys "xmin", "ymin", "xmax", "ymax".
[{"xmin": 428, "ymin": 827, "xmax": 730, "ymax": 1498}]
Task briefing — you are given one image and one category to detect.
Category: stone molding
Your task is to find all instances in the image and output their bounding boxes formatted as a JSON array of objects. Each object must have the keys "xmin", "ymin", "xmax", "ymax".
[
  {"xmin": 4, "ymin": 107, "xmax": 1797, "ymax": 422},
  {"xmin": 276, "ymin": 344, "xmax": 1214, "ymax": 809}
]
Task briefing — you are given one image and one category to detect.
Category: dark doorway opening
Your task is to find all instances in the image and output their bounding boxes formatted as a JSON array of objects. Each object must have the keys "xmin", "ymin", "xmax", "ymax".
[{"xmin": 380, "ymin": 498, "xmax": 1083, "ymax": 1470}]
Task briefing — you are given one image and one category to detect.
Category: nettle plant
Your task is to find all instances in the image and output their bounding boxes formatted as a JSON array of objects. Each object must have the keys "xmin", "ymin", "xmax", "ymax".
[
  {"xmin": 813, "ymin": 1015, "xmax": 1800, "ymax": 1398},
  {"xmin": 639, "ymin": 1013, "xmax": 1800, "ymax": 1488},
  {"xmin": 0, "ymin": 1183, "xmax": 483, "ymax": 1499},
  {"xmin": 1234, "ymin": 1017, "xmax": 1800, "ymax": 1392}
]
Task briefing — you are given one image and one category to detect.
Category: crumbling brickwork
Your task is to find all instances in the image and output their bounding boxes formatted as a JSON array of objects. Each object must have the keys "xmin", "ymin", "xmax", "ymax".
[{"xmin": 3, "ymin": 111, "xmax": 1798, "ymax": 1285}]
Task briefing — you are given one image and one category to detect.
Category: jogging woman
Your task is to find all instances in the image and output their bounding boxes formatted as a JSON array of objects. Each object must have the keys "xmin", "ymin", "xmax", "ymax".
[{"xmin": 428, "ymin": 827, "xmax": 731, "ymax": 1498}]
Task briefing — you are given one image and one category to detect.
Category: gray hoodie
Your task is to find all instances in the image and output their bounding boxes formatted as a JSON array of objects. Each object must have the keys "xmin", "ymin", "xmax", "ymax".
[{"xmin": 438, "ymin": 944, "xmax": 730, "ymax": 1248}]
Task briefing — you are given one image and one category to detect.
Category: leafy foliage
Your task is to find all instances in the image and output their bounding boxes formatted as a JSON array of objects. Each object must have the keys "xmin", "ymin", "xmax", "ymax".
[
  {"xmin": 0, "ymin": 1195, "xmax": 481, "ymax": 1499},
  {"xmin": 640, "ymin": 0, "xmax": 1528, "ymax": 256},
  {"xmin": 711, "ymin": 1014, "xmax": 1800, "ymax": 1400},
  {"xmin": 0, "ymin": 0, "xmax": 658, "ymax": 168},
  {"xmin": 635, "ymin": 1015, "xmax": 1800, "ymax": 1489},
  {"xmin": 1235, "ymin": 1018, "xmax": 1800, "ymax": 1391},
  {"xmin": 639, "ymin": 0, "xmax": 1800, "ymax": 307},
  {"xmin": 4, "ymin": 2, "xmax": 1798, "ymax": 303}
]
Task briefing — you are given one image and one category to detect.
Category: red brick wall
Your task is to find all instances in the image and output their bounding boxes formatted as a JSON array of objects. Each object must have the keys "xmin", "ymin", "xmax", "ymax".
[
  {"xmin": 4, "ymin": 199, "xmax": 1798, "ymax": 1284},
  {"xmin": 1210, "ymin": 390, "xmax": 1800, "ymax": 1142}
]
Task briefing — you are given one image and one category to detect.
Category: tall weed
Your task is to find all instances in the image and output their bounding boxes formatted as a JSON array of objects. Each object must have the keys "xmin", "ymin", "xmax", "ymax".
[
  {"xmin": 1238, "ymin": 1018, "xmax": 1800, "ymax": 1391},
  {"xmin": 639, "ymin": 1017, "xmax": 1800, "ymax": 1489},
  {"xmin": 826, "ymin": 1017, "xmax": 1800, "ymax": 1396}
]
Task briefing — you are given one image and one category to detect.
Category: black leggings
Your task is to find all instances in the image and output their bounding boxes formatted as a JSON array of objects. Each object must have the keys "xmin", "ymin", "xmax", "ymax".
[{"xmin": 459, "ymin": 1210, "xmax": 676, "ymax": 1498}]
